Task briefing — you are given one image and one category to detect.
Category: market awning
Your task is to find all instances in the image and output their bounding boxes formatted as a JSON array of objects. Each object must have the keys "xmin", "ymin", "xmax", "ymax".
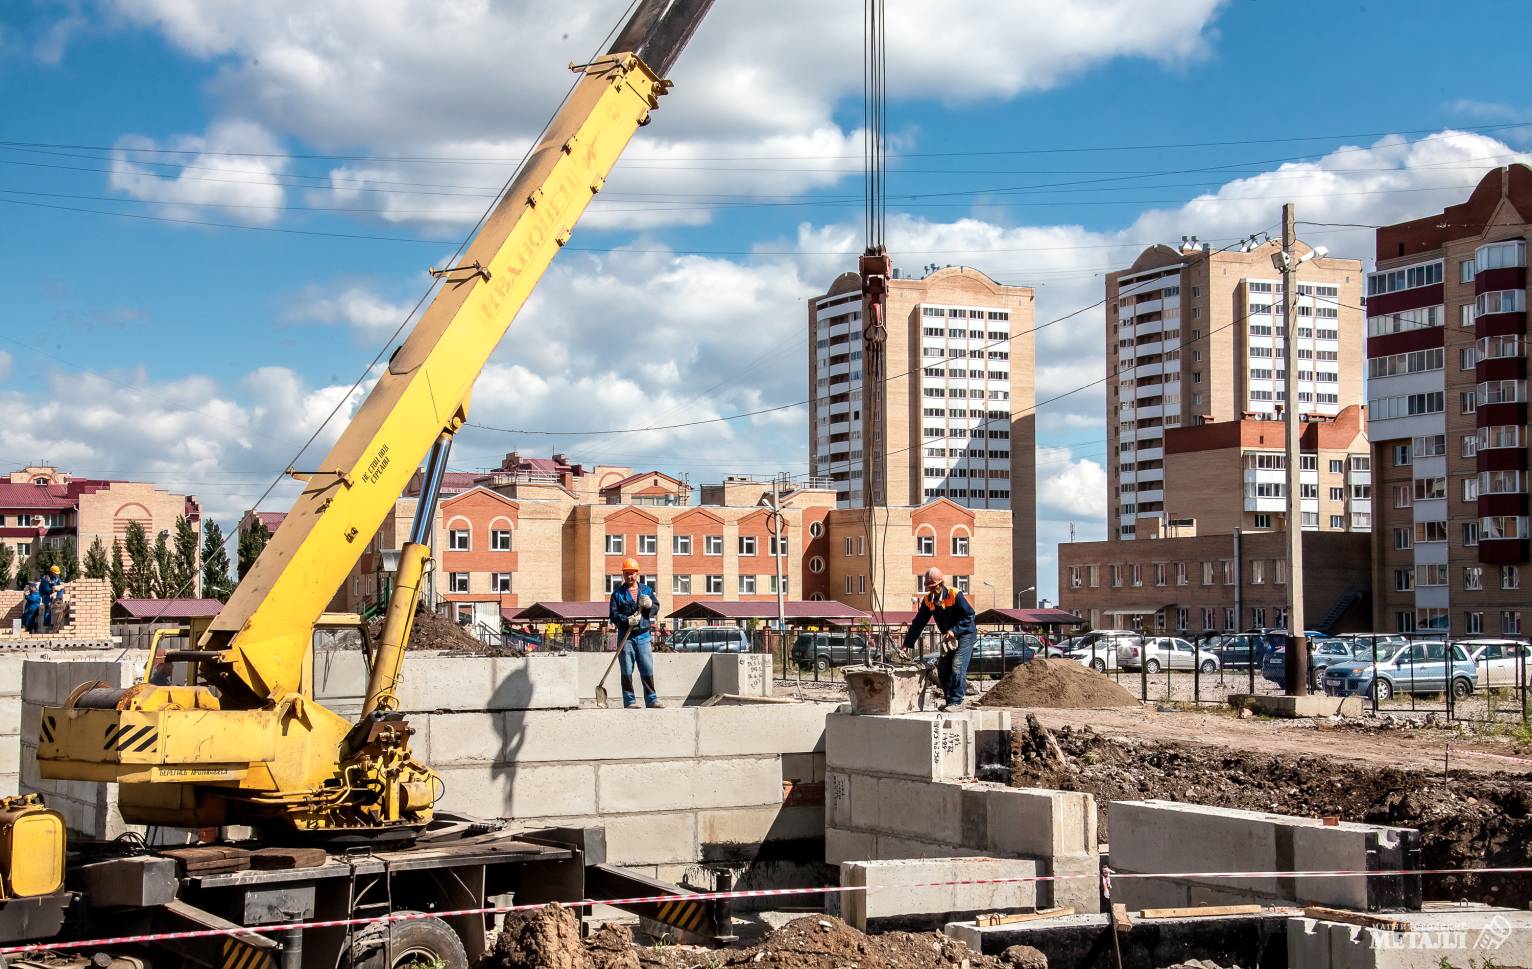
[
  {"xmin": 973, "ymin": 607, "xmax": 1090, "ymax": 627},
  {"xmin": 666, "ymin": 600, "xmax": 868, "ymax": 623},
  {"xmin": 113, "ymin": 598, "xmax": 224, "ymax": 621},
  {"xmin": 505, "ymin": 602, "xmax": 612, "ymax": 622}
]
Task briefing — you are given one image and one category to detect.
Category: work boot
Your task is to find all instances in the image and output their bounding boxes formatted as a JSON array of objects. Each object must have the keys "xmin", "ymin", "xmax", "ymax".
[{"xmin": 646, "ymin": 700, "xmax": 665, "ymax": 709}]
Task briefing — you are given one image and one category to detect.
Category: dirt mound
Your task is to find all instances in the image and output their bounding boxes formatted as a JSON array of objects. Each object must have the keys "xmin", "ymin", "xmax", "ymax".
[
  {"xmin": 487, "ymin": 911, "xmax": 1008, "ymax": 969},
  {"xmin": 1011, "ymin": 719, "xmax": 1532, "ymax": 905},
  {"xmin": 366, "ymin": 607, "xmax": 524, "ymax": 654},
  {"xmin": 979, "ymin": 658, "xmax": 1139, "ymax": 709}
]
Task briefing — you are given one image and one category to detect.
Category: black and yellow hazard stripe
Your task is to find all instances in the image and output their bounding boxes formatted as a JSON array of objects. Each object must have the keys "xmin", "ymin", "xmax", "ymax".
[
  {"xmin": 652, "ymin": 897, "xmax": 709, "ymax": 934},
  {"xmin": 39, "ymin": 714, "xmax": 55, "ymax": 744},
  {"xmin": 101, "ymin": 721, "xmax": 158, "ymax": 753},
  {"xmin": 220, "ymin": 936, "xmax": 276, "ymax": 969}
]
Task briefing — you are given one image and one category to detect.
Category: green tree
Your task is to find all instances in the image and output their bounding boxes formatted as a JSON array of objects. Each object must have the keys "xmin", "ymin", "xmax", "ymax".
[
  {"xmin": 152, "ymin": 531, "xmax": 176, "ymax": 599},
  {"xmin": 109, "ymin": 541, "xmax": 127, "ymax": 600},
  {"xmin": 0, "ymin": 543, "xmax": 12, "ymax": 590},
  {"xmin": 82, "ymin": 537, "xmax": 109, "ymax": 581},
  {"xmin": 56, "ymin": 538, "xmax": 79, "ymax": 582},
  {"xmin": 33, "ymin": 544, "xmax": 56, "ymax": 580},
  {"xmin": 200, "ymin": 521, "xmax": 235, "ymax": 602},
  {"xmin": 238, "ymin": 518, "xmax": 271, "ymax": 579},
  {"xmin": 14, "ymin": 553, "xmax": 33, "ymax": 590},
  {"xmin": 123, "ymin": 521, "xmax": 155, "ymax": 598},
  {"xmin": 171, "ymin": 516, "xmax": 199, "ymax": 597}
]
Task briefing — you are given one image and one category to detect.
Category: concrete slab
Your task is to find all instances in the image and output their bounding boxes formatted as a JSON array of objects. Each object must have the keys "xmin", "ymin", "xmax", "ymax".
[
  {"xmin": 843, "ymin": 667, "xmax": 927, "ymax": 715},
  {"xmin": 841, "ymin": 856, "xmax": 1040, "ymax": 933},
  {"xmin": 709, "ymin": 654, "xmax": 771, "ymax": 698},
  {"xmin": 601, "ymin": 811, "xmax": 699, "ymax": 867},
  {"xmin": 1289, "ymin": 907, "xmax": 1532, "ymax": 969},
  {"xmin": 946, "ymin": 909, "xmax": 1291, "ymax": 968},
  {"xmin": 435, "ymin": 763, "xmax": 597, "ymax": 818},
  {"xmin": 698, "ymin": 804, "xmax": 823, "ymax": 861},
  {"xmin": 596, "ymin": 756, "xmax": 782, "ymax": 813},
  {"xmin": 825, "ymin": 826, "xmax": 878, "ymax": 866},
  {"xmin": 576, "ymin": 652, "xmax": 714, "ymax": 703},
  {"xmin": 695, "ymin": 703, "xmax": 830, "ymax": 756},
  {"xmin": 1229, "ymin": 693, "xmax": 1365, "ymax": 718},
  {"xmin": 825, "ymin": 711, "xmax": 973, "ymax": 780}
]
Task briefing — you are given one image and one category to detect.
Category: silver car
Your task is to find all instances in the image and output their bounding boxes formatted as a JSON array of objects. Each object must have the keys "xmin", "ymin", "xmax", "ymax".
[
  {"xmin": 1460, "ymin": 639, "xmax": 1532, "ymax": 689},
  {"xmin": 1117, "ymin": 636, "xmax": 1220, "ymax": 674}
]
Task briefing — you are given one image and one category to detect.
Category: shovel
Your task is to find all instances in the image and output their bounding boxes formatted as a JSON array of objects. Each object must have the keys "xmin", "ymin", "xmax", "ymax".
[{"xmin": 594, "ymin": 625, "xmax": 633, "ymax": 708}]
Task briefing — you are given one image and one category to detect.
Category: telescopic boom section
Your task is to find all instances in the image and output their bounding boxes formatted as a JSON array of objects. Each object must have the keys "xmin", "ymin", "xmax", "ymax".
[{"xmin": 201, "ymin": 0, "xmax": 713, "ymax": 705}]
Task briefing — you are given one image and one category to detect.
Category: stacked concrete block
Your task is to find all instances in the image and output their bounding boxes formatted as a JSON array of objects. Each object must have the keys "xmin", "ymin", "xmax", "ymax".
[
  {"xmin": 825, "ymin": 710, "xmax": 1100, "ymax": 913},
  {"xmin": 841, "ymin": 857, "xmax": 1041, "ymax": 932},
  {"xmin": 1108, "ymin": 800, "xmax": 1420, "ymax": 912},
  {"xmin": 0, "ymin": 653, "xmax": 22, "ymax": 795},
  {"xmin": 1288, "ymin": 908, "xmax": 1532, "ymax": 969}
]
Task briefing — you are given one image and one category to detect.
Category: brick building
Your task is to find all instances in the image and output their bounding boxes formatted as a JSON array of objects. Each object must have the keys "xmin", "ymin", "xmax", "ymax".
[
  {"xmin": 807, "ymin": 266, "xmax": 1037, "ymax": 605},
  {"xmin": 1367, "ymin": 164, "xmax": 1532, "ymax": 635},
  {"xmin": 332, "ymin": 452, "xmax": 1015, "ymax": 628},
  {"xmin": 0, "ymin": 466, "xmax": 200, "ymax": 578},
  {"xmin": 1107, "ymin": 241, "xmax": 1365, "ymax": 540}
]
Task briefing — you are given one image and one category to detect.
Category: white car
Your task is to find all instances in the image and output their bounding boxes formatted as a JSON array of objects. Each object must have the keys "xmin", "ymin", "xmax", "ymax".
[
  {"xmin": 1461, "ymin": 639, "xmax": 1532, "ymax": 689},
  {"xmin": 1117, "ymin": 636, "xmax": 1220, "ymax": 674},
  {"xmin": 1065, "ymin": 632, "xmax": 1140, "ymax": 672}
]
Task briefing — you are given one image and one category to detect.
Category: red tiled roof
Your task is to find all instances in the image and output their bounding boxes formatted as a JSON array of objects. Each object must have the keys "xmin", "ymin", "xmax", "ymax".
[
  {"xmin": 248, "ymin": 511, "xmax": 286, "ymax": 533},
  {"xmin": 112, "ymin": 598, "xmax": 224, "ymax": 620},
  {"xmin": 667, "ymin": 600, "xmax": 868, "ymax": 622},
  {"xmin": 505, "ymin": 602, "xmax": 612, "ymax": 621},
  {"xmin": 0, "ymin": 482, "xmax": 76, "ymax": 509},
  {"xmin": 973, "ymin": 607, "xmax": 1088, "ymax": 627},
  {"xmin": 601, "ymin": 470, "xmax": 684, "ymax": 492}
]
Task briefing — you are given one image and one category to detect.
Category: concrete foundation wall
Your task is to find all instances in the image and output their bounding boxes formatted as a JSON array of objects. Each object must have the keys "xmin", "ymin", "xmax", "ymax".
[
  {"xmin": 824, "ymin": 710, "xmax": 1101, "ymax": 914},
  {"xmin": 841, "ymin": 857, "xmax": 1040, "ymax": 932},
  {"xmin": 1108, "ymin": 799, "xmax": 1420, "ymax": 911},
  {"xmin": 1289, "ymin": 908, "xmax": 1532, "ymax": 969}
]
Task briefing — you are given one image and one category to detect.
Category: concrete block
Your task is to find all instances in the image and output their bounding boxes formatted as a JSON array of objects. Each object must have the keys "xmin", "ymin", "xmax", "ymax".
[
  {"xmin": 0, "ymin": 738, "xmax": 17, "ymax": 776},
  {"xmin": 869, "ymin": 775, "xmax": 962, "ymax": 842},
  {"xmin": 0, "ymin": 697, "xmax": 21, "ymax": 737},
  {"xmin": 1230, "ymin": 693, "xmax": 1365, "ymax": 719},
  {"xmin": 1289, "ymin": 909, "xmax": 1532, "ymax": 969},
  {"xmin": 710, "ymin": 653, "xmax": 770, "ymax": 698},
  {"xmin": 825, "ymin": 711, "xmax": 973, "ymax": 780},
  {"xmin": 19, "ymin": 702, "xmax": 40, "ymax": 748},
  {"xmin": 695, "ymin": 703, "xmax": 829, "ymax": 756},
  {"xmin": 781, "ymin": 752, "xmax": 825, "ymax": 783},
  {"xmin": 826, "ymin": 771, "xmax": 852, "ymax": 829},
  {"xmin": 841, "ymin": 857, "xmax": 1039, "ymax": 932},
  {"xmin": 577, "ymin": 652, "xmax": 714, "ymax": 703},
  {"xmin": 699, "ymin": 804, "xmax": 824, "ymax": 856},
  {"xmin": 0, "ymin": 772, "xmax": 16, "ymax": 797},
  {"xmin": 21, "ymin": 662, "xmax": 57, "ymax": 705},
  {"xmin": 1109, "ymin": 800, "xmax": 1415, "ymax": 911},
  {"xmin": 597, "ymin": 756, "xmax": 782, "ymax": 813},
  {"xmin": 416, "ymin": 712, "xmax": 501, "ymax": 765},
  {"xmin": 436, "ymin": 763, "xmax": 596, "ymax": 819},
  {"xmin": 825, "ymin": 826, "xmax": 878, "ymax": 866},
  {"xmin": 601, "ymin": 811, "xmax": 698, "ymax": 867},
  {"xmin": 986, "ymin": 785, "xmax": 1098, "ymax": 859},
  {"xmin": 0, "ymin": 654, "xmax": 26, "ymax": 696},
  {"xmin": 428, "ymin": 707, "xmax": 700, "ymax": 765},
  {"xmin": 1046, "ymin": 852, "xmax": 1102, "ymax": 914},
  {"xmin": 843, "ymin": 667, "xmax": 926, "ymax": 714},
  {"xmin": 874, "ymin": 833, "xmax": 989, "ymax": 860}
]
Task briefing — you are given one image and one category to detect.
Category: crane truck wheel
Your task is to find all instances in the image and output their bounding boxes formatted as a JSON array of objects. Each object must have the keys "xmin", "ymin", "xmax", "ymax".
[{"xmin": 344, "ymin": 913, "xmax": 468, "ymax": 969}]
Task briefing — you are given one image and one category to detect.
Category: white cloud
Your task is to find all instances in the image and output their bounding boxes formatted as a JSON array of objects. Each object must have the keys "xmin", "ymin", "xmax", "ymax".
[
  {"xmin": 108, "ymin": 119, "xmax": 289, "ymax": 223},
  {"xmin": 97, "ymin": 0, "xmax": 1228, "ymax": 229},
  {"xmin": 285, "ymin": 285, "xmax": 414, "ymax": 339},
  {"xmin": 0, "ymin": 351, "xmax": 11, "ymax": 382},
  {"xmin": 1036, "ymin": 446, "xmax": 1107, "ymax": 521}
]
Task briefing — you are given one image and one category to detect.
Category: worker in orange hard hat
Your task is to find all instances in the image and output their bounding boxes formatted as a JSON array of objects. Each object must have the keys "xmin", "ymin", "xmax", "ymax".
[{"xmin": 608, "ymin": 555, "xmax": 662, "ymax": 708}]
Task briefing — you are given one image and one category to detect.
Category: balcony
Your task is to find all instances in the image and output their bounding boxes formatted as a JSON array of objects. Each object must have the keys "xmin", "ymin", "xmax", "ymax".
[{"xmin": 1245, "ymin": 495, "xmax": 1287, "ymax": 512}]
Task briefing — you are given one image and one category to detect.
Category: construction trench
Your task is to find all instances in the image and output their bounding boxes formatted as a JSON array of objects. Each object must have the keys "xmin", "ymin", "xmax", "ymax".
[{"xmin": 7, "ymin": 642, "xmax": 1532, "ymax": 969}]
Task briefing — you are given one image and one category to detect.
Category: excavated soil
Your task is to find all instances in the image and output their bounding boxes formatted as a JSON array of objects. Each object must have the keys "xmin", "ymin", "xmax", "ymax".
[
  {"xmin": 1010, "ymin": 716, "xmax": 1532, "ymax": 905},
  {"xmin": 367, "ymin": 608, "xmax": 524, "ymax": 654},
  {"xmin": 486, "ymin": 907, "xmax": 1047, "ymax": 969},
  {"xmin": 979, "ymin": 659, "xmax": 1139, "ymax": 710}
]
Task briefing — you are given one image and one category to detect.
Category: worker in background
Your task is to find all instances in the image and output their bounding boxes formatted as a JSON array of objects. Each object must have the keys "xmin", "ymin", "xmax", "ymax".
[
  {"xmin": 39, "ymin": 564, "xmax": 62, "ymax": 630},
  {"xmin": 903, "ymin": 566, "xmax": 978, "ymax": 711},
  {"xmin": 21, "ymin": 582, "xmax": 42, "ymax": 634},
  {"xmin": 609, "ymin": 557, "xmax": 662, "ymax": 709}
]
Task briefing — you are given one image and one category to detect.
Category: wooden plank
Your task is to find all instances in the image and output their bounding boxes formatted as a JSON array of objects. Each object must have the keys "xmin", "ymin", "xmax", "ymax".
[
  {"xmin": 249, "ymin": 847, "xmax": 327, "ymax": 871},
  {"xmin": 1111, "ymin": 903, "xmax": 1132, "ymax": 932},
  {"xmin": 1140, "ymin": 905, "xmax": 1265, "ymax": 920},
  {"xmin": 976, "ymin": 906, "xmax": 1075, "ymax": 927},
  {"xmin": 1303, "ymin": 906, "xmax": 1413, "ymax": 932}
]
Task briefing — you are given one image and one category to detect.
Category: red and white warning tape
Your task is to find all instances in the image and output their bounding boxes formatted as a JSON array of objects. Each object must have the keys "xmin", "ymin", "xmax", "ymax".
[
  {"xmin": 5, "ymin": 863, "xmax": 1532, "ymax": 957},
  {"xmin": 1445, "ymin": 745, "xmax": 1532, "ymax": 767}
]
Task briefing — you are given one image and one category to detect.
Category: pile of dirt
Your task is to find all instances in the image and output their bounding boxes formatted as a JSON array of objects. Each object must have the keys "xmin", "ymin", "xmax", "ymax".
[
  {"xmin": 485, "ymin": 909, "xmax": 1038, "ymax": 969},
  {"xmin": 1010, "ymin": 719, "xmax": 1532, "ymax": 904},
  {"xmin": 366, "ymin": 607, "xmax": 524, "ymax": 654},
  {"xmin": 979, "ymin": 659, "xmax": 1139, "ymax": 709}
]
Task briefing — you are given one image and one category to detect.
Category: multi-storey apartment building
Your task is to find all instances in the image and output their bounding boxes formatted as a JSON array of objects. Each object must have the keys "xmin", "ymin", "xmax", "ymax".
[
  {"xmin": 0, "ymin": 465, "xmax": 199, "ymax": 573},
  {"xmin": 332, "ymin": 453, "xmax": 1015, "ymax": 627},
  {"xmin": 1368, "ymin": 165, "xmax": 1532, "ymax": 636},
  {"xmin": 807, "ymin": 266, "xmax": 1037, "ymax": 605},
  {"xmin": 1107, "ymin": 241, "xmax": 1365, "ymax": 540}
]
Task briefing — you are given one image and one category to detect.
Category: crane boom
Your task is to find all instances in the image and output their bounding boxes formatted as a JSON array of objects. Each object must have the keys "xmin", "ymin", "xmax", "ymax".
[{"xmin": 36, "ymin": 0, "xmax": 714, "ymax": 834}]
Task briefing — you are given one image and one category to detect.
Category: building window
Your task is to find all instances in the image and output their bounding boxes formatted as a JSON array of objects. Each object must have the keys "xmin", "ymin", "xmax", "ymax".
[
  {"xmin": 490, "ymin": 529, "xmax": 512, "ymax": 551},
  {"xmin": 674, "ymin": 534, "xmax": 692, "ymax": 556},
  {"xmin": 1505, "ymin": 612, "xmax": 1524, "ymax": 635},
  {"xmin": 1416, "ymin": 564, "xmax": 1448, "ymax": 587},
  {"xmin": 809, "ymin": 555, "xmax": 825, "ymax": 574},
  {"xmin": 954, "ymin": 575, "xmax": 971, "ymax": 594},
  {"xmin": 1203, "ymin": 561, "xmax": 1215, "ymax": 585},
  {"xmin": 1393, "ymin": 527, "xmax": 1411, "ymax": 550},
  {"xmin": 638, "ymin": 534, "xmax": 657, "ymax": 555},
  {"xmin": 448, "ymin": 572, "xmax": 470, "ymax": 593},
  {"xmin": 673, "ymin": 574, "xmax": 692, "ymax": 594},
  {"xmin": 1394, "ymin": 569, "xmax": 1414, "ymax": 592},
  {"xmin": 1251, "ymin": 606, "xmax": 1266, "ymax": 628},
  {"xmin": 1466, "ymin": 612, "xmax": 1484, "ymax": 635},
  {"xmin": 491, "ymin": 573, "xmax": 512, "ymax": 593},
  {"xmin": 1462, "ymin": 477, "xmax": 1480, "ymax": 502},
  {"xmin": 1202, "ymin": 607, "xmax": 1216, "ymax": 631},
  {"xmin": 1460, "ymin": 391, "xmax": 1477, "ymax": 415},
  {"xmin": 738, "ymin": 536, "xmax": 757, "ymax": 557},
  {"xmin": 1130, "ymin": 564, "xmax": 1143, "ymax": 587},
  {"xmin": 1329, "ymin": 487, "xmax": 1345, "ymax": 501},
  {"xmin": 1176, "ymin": 562, "xmax": 1188, "ymax": 586},
  {"xmin": 770, "ymin": 535, "xmax": 788, "ymax": 557},
  {"xmin": 916, "ymin": 534, "xmax": 935, "ymax": 556},
  {"xmin": 1111, "ymin": 565, "xmax": 1122, "ymax": 587},
  {"xmin": 705, "ymin": 535, "xmax": 724, "ymax": 556},
  {"xmin": 1391, "ymin": 444, "xmax": 1410, "ymax": 467},
  {"xmin": 605, "ymin": 535, "xmax": 624, "ymax": 555},
  {"xmin": 706, "ymin": 574, "xmax": 724, "ymax": 595},
  {"xmin": 1254, "ymin": 513, "xmax": 1271, "ymax": 529},
  {"xmin": 1070, "ymin": 566, "xmax": 1083, "ymax": 589},
  {"xmin": 1224, "ymin": 607, "xmax": 1236, "ymax": 631},
  {"xmin": 1222, "ymin": 559, "xmax": 1235, "ymax": 585},
  {"xmin": 1503, "ymin": 566, "xmax": 1520, "ymax": 591},
  {"xmin": 448, "ymin": 528, "xmax": 470, "ymax": 551},
  {"xmin": 739, "ymin": 575, "xmax": 757, "ymax": 594},
  {"xmin": 1414, "ymin": 521, "xmax": 1448, "ymax": 543},
  {"xmin": 1462, "ymin": 521, "xmax": 1479, "ymax": 547},
  {"xmin": 1088, "ymin": 565, "xmax": 1100, "ymax": 587},
  {"xmin": 1392, "ymin": 483, "xmax": 1412, "ymax": 509},
  {"xmin": 1329, "ymin": 459, "xmax": 1344, "ymax": 473},
  {"xmin": 1464, "ymin": 566, "xmax": 1483, "ymax": 591},
  {"xmin": 952, "ymin": 535, "xmax": 970, "ymax": 556},
  {"xmin": 808, "ymin": 520, "xmax": 824, "ymax": 538},
  {"xmin": 1154, "ymin": 562, "xmax": 1167, "ymax": 587},
  {"xmin": 1250, "ymin": 560, "xmax": 1265, "ymax": 585},
  {"xmin": 1329, "ymin": 515, "xmax": 1345, "ymax": 528}
]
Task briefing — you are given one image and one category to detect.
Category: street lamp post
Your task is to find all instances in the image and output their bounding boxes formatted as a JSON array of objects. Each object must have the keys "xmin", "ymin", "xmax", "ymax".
[
  {"xmin": 1014, "ymin": 585, "xmax": 1035, "ymax": 609},
  {"xmin": 981, "ymin": 580, "xmax": 996, "ymax": 609}
]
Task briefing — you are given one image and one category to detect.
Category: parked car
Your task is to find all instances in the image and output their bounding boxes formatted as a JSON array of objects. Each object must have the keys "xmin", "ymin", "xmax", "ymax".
[
  {"xmin": 1117, "ymin": 636, "xmax": 1220, "ymax": 674},
  {"xmin": 1459, "ymin": 639, "xmax": 1532, "ymax": 689},
  {"xmin": 1261, "ymin": 638, "xmax": 1370, "ymax": 689},
  {"xmin": 791, "ymin": 632, "xmax": 872, "ymax": 672},
  {"xmin": 1208, "ymin": 633, "xmax": 1272, "ymax": 670},
  {"xmin": 672, "ymin": 625, "xmax": 751, "ymax": 653},
  {"xmin": 920, "ymin": 633, "xmax": 1054, "ymax": 677},
  {"xmin": 1322, "ymin": 641, "xmax": 1477, "ymax": 701},
  {"xmin": 1065, "ymin": 632, "xmax": 1141, "ymax": 672}
]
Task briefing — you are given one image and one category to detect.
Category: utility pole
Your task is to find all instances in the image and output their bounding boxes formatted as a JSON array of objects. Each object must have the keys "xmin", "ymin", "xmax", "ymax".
[
  {"xmin": 770, "ymin": 476, "xmax": 786, "ymax": 634},
  {"xmin": 1278, "ymin": 202, "xmax": 1309, "ymax": 696}
]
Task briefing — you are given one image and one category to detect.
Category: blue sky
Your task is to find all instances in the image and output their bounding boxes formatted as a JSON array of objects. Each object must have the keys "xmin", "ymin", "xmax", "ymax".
[{"xmin": 1, "ymin": 0, "xmax": 1527, "ymax": 600}]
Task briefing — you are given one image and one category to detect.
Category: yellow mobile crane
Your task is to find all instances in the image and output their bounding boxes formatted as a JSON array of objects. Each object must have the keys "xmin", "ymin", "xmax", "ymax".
[{"xmin": 1, "ymin": 2, "xmax": 724, "ymax": 966}]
